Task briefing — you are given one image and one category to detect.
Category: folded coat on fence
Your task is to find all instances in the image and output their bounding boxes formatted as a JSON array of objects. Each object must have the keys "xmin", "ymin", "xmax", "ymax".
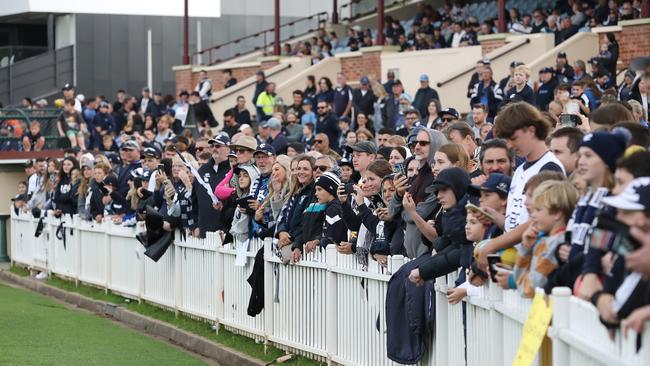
[{"xmin": 386, "ymin": 253, "xmax": 434, "ymax": 364}]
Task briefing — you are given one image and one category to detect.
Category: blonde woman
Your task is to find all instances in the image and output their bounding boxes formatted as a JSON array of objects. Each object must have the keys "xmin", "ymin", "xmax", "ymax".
[{"xmin": 254, "ymin": 155, "xmax": 292, "ymax": 238}]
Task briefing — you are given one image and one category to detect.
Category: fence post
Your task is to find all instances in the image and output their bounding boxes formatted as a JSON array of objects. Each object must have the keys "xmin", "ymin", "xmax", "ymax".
[
  {"xmin": 263, "ymin": 238, "xmax": 274, "ymax": 351},
  {"xmin": 137, "ymin": 223, "xmax": 145, "ymax": 303},
  {"xmin": 550, "ymin": 287, "xmax": 571, "ymax": 366},
  {"xmin": 104, "ymin": 221, "xmax": 111, "ymax": 293},
  {"xmin": 174, "ymin": 237, "xmax": 182, "ymax": 317},
  {"xmin": 325, "ymin": 245, "xmax": 338, "ymax": 365},
  {"xmin": 434, "ymin": 276, "xmax": 449, "ymax": 366},
  {"xmin": 214, "ymin": 231, "xmax": 225, "ymax": 333},
  {"xmin": 488, "ymin": 281, "xmax": 504, "ymax": 366}
]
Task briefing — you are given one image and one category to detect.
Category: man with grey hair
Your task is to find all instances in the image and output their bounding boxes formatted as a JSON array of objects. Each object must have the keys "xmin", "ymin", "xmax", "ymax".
[{"xmin": 314, "ymin": 155, "xmax": 341, "ymax": 179}]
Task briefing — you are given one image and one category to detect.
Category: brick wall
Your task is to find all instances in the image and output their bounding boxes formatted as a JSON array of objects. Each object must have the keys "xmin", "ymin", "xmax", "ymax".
[
  {"xmin": 174, "ymin": 60, "xmax": 280, "ymax": 96},
  {"xmin": 612, "ymin": 20, "xmax": 650, "ymax": 71},
  {"xmin": 480, "ymin": 38, "xmax": 506, "ymax": 56},
  {"xmin": 340, "ymin": 50, "xmax": 382, "ymax": 82}
]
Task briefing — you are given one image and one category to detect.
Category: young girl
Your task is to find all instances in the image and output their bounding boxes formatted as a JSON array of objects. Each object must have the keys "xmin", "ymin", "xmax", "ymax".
[
  {"xmin": 291, "ymin": 172, "xmax": 347, "ymax": 262},
  {"xmin": 53, "ymin": 157, "xmax": 80, "ymax": 217},
  {"xmin": 497, "ymin": 180, "xmax": 578, "ymax": 298},
  {"xmin": 230, "ymin": 164, "xmax": 260, "ymax": 243}
]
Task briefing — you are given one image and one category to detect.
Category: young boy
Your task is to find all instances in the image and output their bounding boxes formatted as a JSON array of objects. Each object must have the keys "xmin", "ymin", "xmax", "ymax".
[
  {"xmin": 57, "ymin": 98, "xmax": 87, "ymax": 150},
  {"xmin": 446, "ymin": 210, "xmax": 488, "ymax": 304},
  {"xmin": 22, "ymin": 121, "xmax": 45, "ymax": 152},
  {"xmin": 301, "ymin": 100, "xmax": 317, "ymax": 127},
  {"xmin": 496, "ymin": 180, "xmax": 578, "ymax": 298},
  {"xmin": 504, "ymin": 65, "xmax": 536, "ymax": 106},
  {"xmin": 291, "ymin": 172, "xmax": 347, "ymax": 262},
  {"xmin": 301, "ymin": 122, "xmax": 315, "ymax": 151}
]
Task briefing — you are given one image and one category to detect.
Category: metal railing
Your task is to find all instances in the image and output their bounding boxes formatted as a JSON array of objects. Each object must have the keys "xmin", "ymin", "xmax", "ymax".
[{"xmin": 192, "ymin": 12, "xmax": 328, "ymax": 66}]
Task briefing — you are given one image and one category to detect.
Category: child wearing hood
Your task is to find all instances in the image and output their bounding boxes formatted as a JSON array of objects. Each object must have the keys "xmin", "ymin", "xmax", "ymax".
[
  {"xmin": 407, "ymin": 167, "xmax": 475, "ymax": 285},
  {"xmin": 230, "ymin": 164, "xmax": 260, "ymax": 243}
]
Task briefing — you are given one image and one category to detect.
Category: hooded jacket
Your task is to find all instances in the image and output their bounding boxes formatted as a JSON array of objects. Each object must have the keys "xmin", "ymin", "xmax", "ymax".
[
  {"xmin": 276, "ymin": 181, "xmax": 317, "ymax": 247},
  {"xmin": 390, "ymin": 128, "xmax": 448, "ymax": 258},
  {"xmin": 418, "ymin": 168, "xmax": 474, "ymax": 280},
  {"xmin": 230, "ymin": 164, "xmax": 260, "ymax": 241},
  {"xmin": 53, "ymin": 174, "xmax": 79, "ymax": 215}
]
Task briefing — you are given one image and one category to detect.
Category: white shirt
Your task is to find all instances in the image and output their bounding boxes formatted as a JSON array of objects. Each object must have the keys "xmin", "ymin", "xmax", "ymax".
[
  {"xmin": 451, "ymin": 30, "xmax": 466, "ymax": 48},
  {"xmin": 28, "ymin": 173, "xmax": 41, "ymax": 196},
  {"xmin": 504, "ymin": 151, "xmax": 565, "ymax": 232}
]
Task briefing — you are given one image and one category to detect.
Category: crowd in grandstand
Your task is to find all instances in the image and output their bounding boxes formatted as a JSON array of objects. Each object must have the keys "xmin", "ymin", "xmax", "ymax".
[{"xmin": 6, "ymin": 0, "xmax": 650, "ymax": 353}]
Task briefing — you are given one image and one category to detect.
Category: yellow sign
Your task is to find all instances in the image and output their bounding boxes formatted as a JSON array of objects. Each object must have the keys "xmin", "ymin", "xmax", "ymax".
[{"xmin": 512, "ymin": 292, "xmax": 553, "ymax": 366}]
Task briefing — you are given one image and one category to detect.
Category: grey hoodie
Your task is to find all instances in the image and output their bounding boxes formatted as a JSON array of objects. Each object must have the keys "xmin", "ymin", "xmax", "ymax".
[
  {"xmin": 230, "ymin": 164, "xmax": 260, "ymax": 241},
  {"xmin": 390, "ymin": 128, "xmax": 448, "ymax": 258}
]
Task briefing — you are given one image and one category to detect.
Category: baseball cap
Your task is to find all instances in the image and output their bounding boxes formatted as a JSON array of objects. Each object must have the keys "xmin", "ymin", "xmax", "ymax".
[
  {"xmin": 557, "ymin": 51, "xmax": 567, "ymax": 58},
  {"xmin": 360, "ymin": 76, "xmax": 369, "ymax": 85},
  {"xmin": 254, "ymin": 143, "xmax": 276, "ymax": 156},
  {"xmin": 540, "ymin": 66, "xmax": 554, "ymax": 74},
  {"xmin": 262, "ymin": 117, "xmax": 282, "ymax": 130},
  {"xmin": 338, "ymin": 158, "xmax": 353, "ymax": 168},
  {"xmin": 467, "ymin": 173, "xmax": 512, "ymax": 198},
  {"xmin": 12, "ymin": 194, "xmax": 27, "ymax": 202},
  {"xmin": 419, "ymin": 74, "xmax": 429, "ymax": 82},
  {"xmin": 302, "ymin": 98, "xmax": 312, "ymax": 105},
  {"xmin": 61, "ymin": 83, "xmax": 74, "ymax": 91},
  {"xmin": 440, "ymin": 107, "xmax": 460, "ymax": 119},
  {"xmin": 510, "ymin": 61, "xmax": 524, "ymax": 68},
  {"xmin": 120, "ymin": 140, "xmax": 139, "ymax": 150},
  {"xmin": 142, "ymin": 147, "xmax": 161, "ymax": 159},
  {"xmin": 99, "ymin": 101, "xmax": 110, "ymax": 108},
  {"xmin": 24, "ymin": 160, "xmax": 33, "ymax": 168},
  {"xmin": 482, "ymin": 58, "xmax": 491, "ymax": 65},
  {"xmin": 208, "ymin": 134, "xmax": 230, "ymax": 146},
  {"xmin": 602, "ymin": 177, "xmax": 650, "ymax": 213},
  {"xmin": 345, "ymin": 141, "xmax": 378, "ymax": 155},
  {"xmin": 227, "ymin": 151, "xmax": 237, "ymax": 158}
]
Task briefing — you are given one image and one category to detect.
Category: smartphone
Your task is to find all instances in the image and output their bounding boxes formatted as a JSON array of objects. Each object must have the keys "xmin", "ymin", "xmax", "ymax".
[
  {"xmin": 235, "ymin": 195, "xmax": 255, "ymax": 208},
  {"xmin": 466, "ymin": 203, "xmax": 495, "ymax": 222},
  {"xmin": 392, "ymin": 163, "xmax": 406, "ymax": 177},
  {"xmin": 559, "ymin": 113, "xmax": 581, "ymax": 127},
  {"xmin": 595, "ymin": 214, "xmax": 640, "ymax": 256},
  {"xmin": 487, "ymin": 254, "xmax": 501, "ymax": 282},
  {"xmin": 566, "ymin": 101, "xmax": 580, "ymax": 114},
  {"xmin": 344, "ymin": 182, "xmax": 356, "ymax": 195},
  {"xmin": 370, "ymin": 194, "xmax": 386, "ymax": 209}
]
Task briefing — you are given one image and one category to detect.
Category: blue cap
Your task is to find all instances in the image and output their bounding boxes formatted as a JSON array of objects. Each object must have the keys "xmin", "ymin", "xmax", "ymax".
[
  {"xmin": 419, "ymin": 74, "xmax": 429, "ymax": 82},
  {"xmin": 254, "ymin": 142, "xmax": 276, "ymax": 156},
  {"xmin": 540, "ymin": 66, "xmax": 554, "ymax": 74},
  {"xmin": 208, "ymin": 134, "xmax": 230, "ymax": 146},
  {"xmin": 360, "ymin": 76, "xmax": 369, "ymax": 84},
  {"xmin": 467, "ymin": 173, "xmax": 512, "ymax": 198},
  {"xmin": 440, "ymin": 107, "xmax": 460, "ymax": 119},
  {"xmin": 302, "ymin": 98, "xmax": 312, "ymax": 105}
]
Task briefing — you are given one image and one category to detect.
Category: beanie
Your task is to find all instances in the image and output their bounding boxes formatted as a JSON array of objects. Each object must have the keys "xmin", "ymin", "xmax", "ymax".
[
  {"xmin": 315, "ymin": 171, "xmax": 341, "ymax": 198},
  {"xmin": 578, "ymin": 132, "xmax": 626, "ymax": 173}
]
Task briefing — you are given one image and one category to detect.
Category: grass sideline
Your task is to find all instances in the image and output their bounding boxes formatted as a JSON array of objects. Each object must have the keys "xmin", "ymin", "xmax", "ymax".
[
  {"xmin": 9, "ymin": 266, "xmax": 322, "ymax": 366},
  {"xmin": 0, "ymin": 282, "xmax": 207, "ymax": 366}
]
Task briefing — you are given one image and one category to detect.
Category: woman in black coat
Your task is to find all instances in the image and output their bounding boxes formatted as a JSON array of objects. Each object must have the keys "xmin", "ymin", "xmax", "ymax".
[{"xmin": 53, "ymin": 157, "xmax": 80, "ymax": 217}]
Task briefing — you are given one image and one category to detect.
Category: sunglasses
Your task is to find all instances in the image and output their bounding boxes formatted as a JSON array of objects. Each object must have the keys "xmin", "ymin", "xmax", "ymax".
[
  {"xmin": 196, "ymin": 147, "xmax": 205, "ymax": 152},
  {"xmin": 314, "ymin": 140, "xmax": 323, "ymax": 144},
  {"xmin": 235, "ymin": 148, "xmax": 252, "ymax": 154},
  {"xmin": 441, "ymin": 117, "xmax": 454, "ymax": 122},
  {"xmin": 317, "ymin": 106, "xmax": 327, "ymax": 110},
  {"xmin": 414, "ymin": 140, "xmax": 431, "ymax": 146},
  {"xmin": 315, "ymin": 165, "xmax": 329, "ymax": 172}
]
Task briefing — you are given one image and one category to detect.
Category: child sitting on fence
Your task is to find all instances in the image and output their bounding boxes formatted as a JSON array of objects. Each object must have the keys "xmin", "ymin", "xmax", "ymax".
[{"xmin": 496, "ymin": 180, "xmax": 578, "ymax": 298}]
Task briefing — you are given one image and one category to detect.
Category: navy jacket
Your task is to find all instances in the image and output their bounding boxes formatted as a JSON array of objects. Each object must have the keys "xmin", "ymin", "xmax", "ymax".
[
  {"xmin": 315, "ymin": 113, "xmax": 341, "ymax": 152},
  {"xmin": 386, "ymin": 253, "xmax": 434, "ymax": 364}
]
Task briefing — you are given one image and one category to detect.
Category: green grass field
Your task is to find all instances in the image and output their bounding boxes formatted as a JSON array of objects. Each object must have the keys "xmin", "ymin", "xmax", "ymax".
[{"xmin": 0, "ymin": 283, "xmax": 207, "ymax": 366}]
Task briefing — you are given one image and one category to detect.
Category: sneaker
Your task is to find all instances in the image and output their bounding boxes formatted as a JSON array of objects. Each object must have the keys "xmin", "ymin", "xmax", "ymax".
[{"xmin": 34, "ymin": 271, "xmax": 48, "ymax": 280}]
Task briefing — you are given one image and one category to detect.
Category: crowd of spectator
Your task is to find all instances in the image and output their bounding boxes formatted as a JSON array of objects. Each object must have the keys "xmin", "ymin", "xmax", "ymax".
[{"xmin": 6, "ymin": 1, "xmax": 650, "ymax": 355}]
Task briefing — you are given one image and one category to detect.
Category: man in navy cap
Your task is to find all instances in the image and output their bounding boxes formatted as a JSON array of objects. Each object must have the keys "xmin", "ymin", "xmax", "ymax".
[
  {"xmin": 249, "ymin": 142, "xmax": 277, "ymax": 237},
  {"xmin": 468, "ymin": 172, "xmax": 512, "ymax": 237},
  {"xmin": 193, "ymin": 133, "xmax": 231, "ymax": 237},
  {"xmin": 555, "ymin": 51, "xmax": 575, "ymax": 84},
  {"xmin": 352, "ymin": 76, "xmax": 376, "ymax": 118},
  {"xmin": 413, "ymin": 74, "xmax": 440, "ymax": 119},
  {"xmin": 265, "ymin": 117, "xmax": 288, "ymax": 155},
  {"xmin": 536, "ymin": 67, "xmax": 558, "ymax": 111}
]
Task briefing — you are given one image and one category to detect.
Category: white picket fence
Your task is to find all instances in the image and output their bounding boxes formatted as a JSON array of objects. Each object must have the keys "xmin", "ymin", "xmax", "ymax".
[{"xmin": 9, "ymin": 210, "xmax": 650, "ymax": 366}]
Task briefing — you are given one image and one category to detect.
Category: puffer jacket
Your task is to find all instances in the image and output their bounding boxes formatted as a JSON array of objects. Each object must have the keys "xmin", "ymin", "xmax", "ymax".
[{"xmin": 276, "ymin": 181, "xmax": 316, "ymax": 247}]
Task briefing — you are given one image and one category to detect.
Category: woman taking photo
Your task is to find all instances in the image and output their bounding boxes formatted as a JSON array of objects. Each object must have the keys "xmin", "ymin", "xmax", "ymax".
[{"xmin": 337, "ymin": 160, "xmax": 393, "ymax": 267}]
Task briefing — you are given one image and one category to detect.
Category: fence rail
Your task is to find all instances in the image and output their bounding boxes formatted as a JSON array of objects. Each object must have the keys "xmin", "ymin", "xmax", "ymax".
[{"xmin": 8, "ymin": 210, "xmax": 650, "ymax": 365}]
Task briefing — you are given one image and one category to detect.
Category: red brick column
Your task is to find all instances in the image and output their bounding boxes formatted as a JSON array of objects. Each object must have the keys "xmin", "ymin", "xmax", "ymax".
[
  {"xmin": 173, "ymin": 65, "xmax": 194, "ymax": 95},
  {"xmin": 339, "ymin": 46, "xmax": 398, "ymax": 83},
  {"xmin": 478, "ymin": 34, "xmax": 507, "ymax": 56},
  {"xmin": 616, "ymin": 19, "xmax": 650, "ymax": 70}
]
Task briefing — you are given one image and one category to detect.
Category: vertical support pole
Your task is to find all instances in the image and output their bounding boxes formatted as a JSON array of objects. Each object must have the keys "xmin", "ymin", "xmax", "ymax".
[
  {"xmin": 377, "ymin": 0, "xmax": 385, "ymax": 46},
  {"xmin": 196, "ymin": 21, "xmax": 202, "ymax": 65},
  {"xmin": 332, "ymin": 0, "xmax": 339, "ymax": 24},
  {"xmin": 551, "ymin": 287, "xmax": 571, "ymax": 366},
  {"xmin": 274, "ymin": 0, "xmax": 281, "ymax": 56},
  {"xmin": 497, "ymin": 0, "xmax": 506, "ymax": 33},
  {"xmin": 643, "ymin": 0, "xmax": 650, "ymax": 18},
  {"xmin": 488, "ymin": 281, "xmax": 504, "ymax": 365},
  {"xmin": 183, "ymin": 0, "xmax": 190, "ymax": 65},
  {"xmin": 174, "ymin": 239, "xmax": 181, "ymax": 317},
  {"xmin": 104, "ymin": 220, "xmax": 110, "ymax": 294},
  {"xmin": 325, "ymin": 245, "xmax": 338, "ymax": 364},
  {"xmin": 147, "ymin": 29, "xmax": 153, "ymax": 93}
]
